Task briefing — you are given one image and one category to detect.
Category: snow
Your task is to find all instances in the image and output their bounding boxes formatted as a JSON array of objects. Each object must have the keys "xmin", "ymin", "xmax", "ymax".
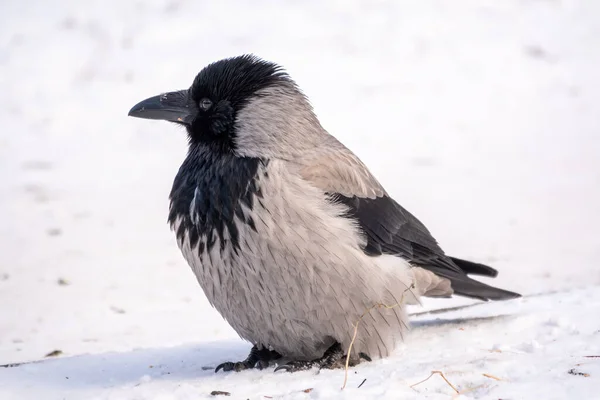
[
  {"xmin": 3, "ymin": 289, "xmax": 600, "ymax": 399},
  {"xmin": 1, "ymin": 0, "xmax": 599, "ymax": 399}
]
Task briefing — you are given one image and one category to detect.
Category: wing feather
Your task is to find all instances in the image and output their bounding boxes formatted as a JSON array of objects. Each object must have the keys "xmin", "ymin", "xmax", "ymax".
[{"xmin": 295, "ymin": 138, "xmax": 520, "ymax": 301}]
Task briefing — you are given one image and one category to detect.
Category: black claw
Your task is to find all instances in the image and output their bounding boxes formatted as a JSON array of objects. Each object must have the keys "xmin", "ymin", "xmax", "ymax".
[
  {"xmin": 274, "ymin": 361, "xmax": 315, "ymax": 373},
  {"xmin": 274, "ymin": 342, "xmax": 346, "ymax": 373},
  {"xmin": 273, "ymin": 364, "xmax": 290, "ymax": 372},
  {"xmin": 215, "ymin": 345, "xmax": 282, "ymax": 373},
  {"xmin": 215, "ymin": 360, "xmax": 252, "ymax": 373},
  {"xmin": 359, "ymin": 352, "xmax": 372, "ymax": 362},
  {"xmin": 215, "ymin": 362, "xmax": 235, "ymax": 373},
  {"xmin": 234, "ymin": 361, "xmax": 250, "ymax": 372}
]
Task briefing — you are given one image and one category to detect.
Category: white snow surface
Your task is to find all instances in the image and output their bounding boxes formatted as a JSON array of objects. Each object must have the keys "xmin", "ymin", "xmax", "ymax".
[{"xmin": 1, "ymin": 0, "xmax": 599, "ymax": 399}]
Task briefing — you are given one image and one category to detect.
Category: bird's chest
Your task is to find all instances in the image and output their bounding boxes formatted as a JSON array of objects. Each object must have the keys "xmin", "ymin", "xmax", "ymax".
[
  {"xmin": 168, "ymin": 152, "xmax": 337, "ymax": 310},
  {"xmin": 168, "ymin": 151, "xmax": 277, "ymax": 305},
  {"xmin": 166, "ymin": 153, "xmax": 381, "ymax": 355}
]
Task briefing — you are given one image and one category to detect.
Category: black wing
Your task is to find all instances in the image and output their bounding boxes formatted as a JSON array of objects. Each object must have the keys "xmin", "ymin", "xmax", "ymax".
[{"xmin": 332, "ymin": 194, "xmax": 520, "ymax": 301}]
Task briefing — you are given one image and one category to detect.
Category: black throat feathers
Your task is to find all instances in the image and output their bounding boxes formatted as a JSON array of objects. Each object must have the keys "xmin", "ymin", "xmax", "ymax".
[{"xmin": 168, "ymin": 144, "xmax": 265, "ymax": 254}]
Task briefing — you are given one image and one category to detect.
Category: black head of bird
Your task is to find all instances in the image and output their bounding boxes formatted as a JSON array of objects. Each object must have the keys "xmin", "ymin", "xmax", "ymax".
[{"xmin": 128, "ymin": 55, "xmax": 312, "ymax": 156}]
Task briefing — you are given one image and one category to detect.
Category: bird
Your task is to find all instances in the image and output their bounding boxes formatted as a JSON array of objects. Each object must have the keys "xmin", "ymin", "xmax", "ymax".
[{"xmin": 128, "ymin": 55, "xmax": 520, "ymax": 373}]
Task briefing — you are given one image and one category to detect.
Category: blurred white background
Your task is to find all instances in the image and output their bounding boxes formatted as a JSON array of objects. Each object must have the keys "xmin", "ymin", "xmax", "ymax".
[{"xmin": 1, "ymin": 0, "xmax": 599, "ymax": 369}]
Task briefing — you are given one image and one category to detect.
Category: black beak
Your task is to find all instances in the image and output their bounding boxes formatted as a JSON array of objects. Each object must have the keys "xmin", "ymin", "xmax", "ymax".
[{"xmin": 128, "ymin": 90, "xmax": 195, "ymax": 125}]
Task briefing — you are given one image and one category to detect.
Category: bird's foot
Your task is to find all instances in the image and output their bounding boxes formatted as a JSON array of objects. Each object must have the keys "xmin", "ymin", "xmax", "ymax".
[
  {"xmin": 215, "ymin": 345, "xmax": 281, "ymax": 373},
  {"xmin": 274, "ymin": 342, "xmax": 355, "ymax": 372}
]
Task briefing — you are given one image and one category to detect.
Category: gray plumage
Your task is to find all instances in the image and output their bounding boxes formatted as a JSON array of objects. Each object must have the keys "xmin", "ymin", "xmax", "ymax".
[{"xmin": 128, "ymin": 55, "xmax": 520, "ymax": 368}]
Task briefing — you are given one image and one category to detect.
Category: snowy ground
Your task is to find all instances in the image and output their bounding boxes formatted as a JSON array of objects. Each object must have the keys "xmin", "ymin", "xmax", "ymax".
[{"xmin": 1, "ymin": 0, "xmax": 599, "ymax": 399}]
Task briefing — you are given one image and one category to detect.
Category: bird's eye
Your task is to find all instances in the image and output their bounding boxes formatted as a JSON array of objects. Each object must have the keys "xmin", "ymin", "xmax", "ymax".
[{"xmin": 199, "ymin": 98, "xmax": 213, "ymax": 111}]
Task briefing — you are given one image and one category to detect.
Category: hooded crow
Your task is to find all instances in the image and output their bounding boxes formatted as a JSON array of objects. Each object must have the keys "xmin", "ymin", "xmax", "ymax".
[{"xmin": 128, "ymin": 55, "xmax": 520, "ymax": 372}]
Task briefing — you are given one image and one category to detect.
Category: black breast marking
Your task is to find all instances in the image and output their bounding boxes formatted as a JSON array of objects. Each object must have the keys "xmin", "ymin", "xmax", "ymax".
[{"xmin": 168, "ymin": 145, "xmax": 265, "ymax": 254}]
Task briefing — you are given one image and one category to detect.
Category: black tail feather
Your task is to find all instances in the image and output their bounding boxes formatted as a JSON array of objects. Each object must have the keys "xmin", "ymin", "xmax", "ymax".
[
  {"xmin": 449, "ymin": 257, "xmax": 498, "ymax": 278},
  {"xmin": 449, "ymin": 276, "xmax": 521, "ymax": 301},
  {"xmin": 426, "ymin": 257, "xmax": 521, "ymax": 301}
]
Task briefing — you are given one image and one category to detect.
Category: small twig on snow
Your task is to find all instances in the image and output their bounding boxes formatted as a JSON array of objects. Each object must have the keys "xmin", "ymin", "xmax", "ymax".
[
  {"xmin": 482, "ymin": 373, "xmax": 502, "ymax": 381},
  {"xmin": 410, "ymin": 370, "xmax": 459, "ymax": 394}
]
